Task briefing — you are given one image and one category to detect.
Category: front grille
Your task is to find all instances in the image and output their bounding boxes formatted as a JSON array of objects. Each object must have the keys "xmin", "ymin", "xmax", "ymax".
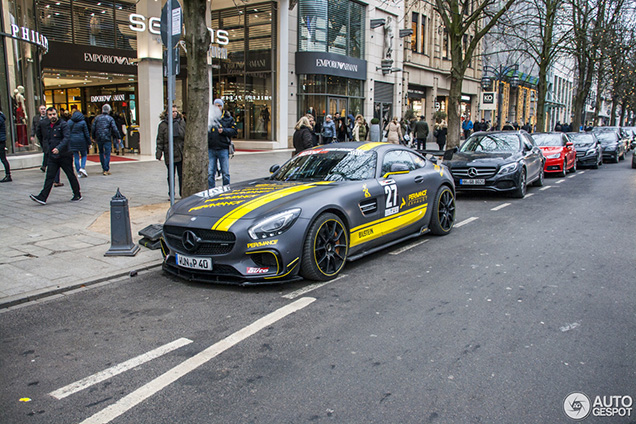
[
  {"xmin": 450, "ymin": 166, "xmax": 498, "ymax": 178},
  {"xmin": 163, "ymin": 225, "xmax": 236, "ymax": 255}
]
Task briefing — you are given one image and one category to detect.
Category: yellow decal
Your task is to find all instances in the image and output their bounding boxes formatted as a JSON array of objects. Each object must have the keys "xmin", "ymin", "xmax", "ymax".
[
  {"xmin": 407, "ymin": 190, "xmax": 428, "ymax": 206},
  {"xmin": 350, "ymin": 203, "xmax": 428, "ymax": 247},
  {"xmin": 362, "ymin": 184, "xmax": 371, "ymax": 198},
  {"xmin": 434, "ymin": 164, "xmax": 444, "ymax": 177},
  {"xmin": 357, "ymin": 142, "xmax": 386, "ymax": 151},
  {"xmin": 400, "ymin": 197, "xmax": 406, "ymax": 208},
  {"xmin": 247, "ymin": 239, "xmax": 279, "ymax": 249},
  {"xmin": 189, "ymin": 200, "xmax": 245, "ymax": 211},
  {"xmin": 265, "ymin": 257, "xmax": 299, "ymax": 279}
]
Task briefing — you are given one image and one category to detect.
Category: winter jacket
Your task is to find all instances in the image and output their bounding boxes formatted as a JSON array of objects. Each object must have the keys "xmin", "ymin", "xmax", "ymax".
[
  {"xmin": 0, "ymin": 112, "xmax": 6, "ymax": 144},
  {"xmin": 293, "ymin": 125, "xmax": 313, "ymax": 155},
  {"xmin": 156, "ymin": 111, "xmax": 186, "ymax": 163},
  {"xmin": 384, "ymin": 121, "xmax": 402, "ymax": 144},
  {"xmin": 434, "ymin": 125, "xmax": 448, "ymax": 146},
  {"xmin": 208, "ymin": 111, "xmax": 237, "ymax": 150},
  {"xmin": 413, "ymin": 119, "xmax": 429, "ymax": 140},
  {"xmin": 42, "ymin": 119, "xmax": 71, "ymax": 157},
  {"xmin": 91, "ymin": 112, "xmax": 121, "ymax": 142},
  {"xmin": 462, "ymin": 120, "xmax": 473, "ymax": 131},
  {"xmin": 321, "ymin": 120, "xmax": 336, "ymax": 138},
  {"xmin": 67, "ymin": 111, "xmax": 91, "ymax": 152},
  {"xmin": 352, "ymin": 122, "xmax": 369, "ymax": 141}
]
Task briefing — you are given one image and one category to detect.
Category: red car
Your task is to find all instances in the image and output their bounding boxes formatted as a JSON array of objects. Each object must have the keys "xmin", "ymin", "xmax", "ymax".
[{"xmin": 532, "ymin": 132, "xmax": 577, "ymax": 176}]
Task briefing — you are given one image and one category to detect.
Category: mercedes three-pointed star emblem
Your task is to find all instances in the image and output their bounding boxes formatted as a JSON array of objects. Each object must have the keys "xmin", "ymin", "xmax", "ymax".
[{"xmin": 182, "ymin": 230, "xmax": 201, "ymax": 252}]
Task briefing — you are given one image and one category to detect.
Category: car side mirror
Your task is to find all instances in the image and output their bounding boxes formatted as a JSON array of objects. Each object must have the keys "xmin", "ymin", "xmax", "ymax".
[
  {"xmin": 269, "ymin": 164, "xmax": 280, "ymax": 174},
  {"xmin": 566, "ymin": 142, "xmax": 573, "ymax": 147},
  {"xmin": 443, "ymin": 147, "xmax": 458, "ymax": 161}
]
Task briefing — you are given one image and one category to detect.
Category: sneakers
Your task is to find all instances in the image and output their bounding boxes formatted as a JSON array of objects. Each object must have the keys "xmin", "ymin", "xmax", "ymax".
[
  {"xmin": 30, "ymin": 194, "xmax": 46, "ymax": 205},
  {"xmin": 71, "ymin": 195, "xmax": 83, "ymax": 202},
  {"xmin": 0, "ymin": 175, "xmax": 11, "ymax": 183},
  {"xmin": 53, "ymin": 182, "xmax": 64, "ymax": 187},
  {"xmin": 103, "ymin": 171, "xmax": 111, "ymax": 176},
  {"xmin": 80, "ymin": 168, "xmax": 88, "ymax": 178}
]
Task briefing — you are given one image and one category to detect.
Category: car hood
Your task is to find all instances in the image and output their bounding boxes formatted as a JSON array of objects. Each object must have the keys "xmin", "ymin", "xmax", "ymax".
[
  {"xmin": 446, "ymin": 151, "xmax": 517, "ymax": 167},
  {"xmin": 168, "ymin": 179, "xmax": 336, "ymax": 225},
  {"xmin": 574, "ymin": 143, "xmax": 593, "ymax": 150},
  {"xmin": 538, "ymin": 146, "xmax": 564, "ymax": 155}
]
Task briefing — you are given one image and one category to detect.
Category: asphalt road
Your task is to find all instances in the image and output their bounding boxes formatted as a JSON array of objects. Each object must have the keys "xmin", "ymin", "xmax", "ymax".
[{"xmin": 1, "ymin": 155, "xmax": 635, "ymax": 424}]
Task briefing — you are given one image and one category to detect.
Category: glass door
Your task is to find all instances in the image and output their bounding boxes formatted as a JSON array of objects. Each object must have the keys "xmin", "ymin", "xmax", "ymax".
[{"xmin": 328, "ymin": 97, "xmax": 348, "ymax": 117}]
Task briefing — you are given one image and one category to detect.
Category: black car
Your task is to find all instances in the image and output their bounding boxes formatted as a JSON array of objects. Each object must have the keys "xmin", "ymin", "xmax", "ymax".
[
  {"xmin": 443, "ymin": 131, "xmax": 545, "ymax": 198},
  {"xmin": 567, "ymin": 132, "xmax": 603, "ymax": 169},
  {"xmin": 160, "ymin": 142, "xmax": 456, "ymax": 285},
  {"xmin": 592, "ymin": 130, "xmax": 626, "ymax": 163}
]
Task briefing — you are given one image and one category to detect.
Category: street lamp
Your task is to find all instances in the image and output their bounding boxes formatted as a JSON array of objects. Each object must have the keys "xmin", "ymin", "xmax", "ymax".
[{"xmin": 482, "ymin": 64, "xmax": 519, "ymax": 130}]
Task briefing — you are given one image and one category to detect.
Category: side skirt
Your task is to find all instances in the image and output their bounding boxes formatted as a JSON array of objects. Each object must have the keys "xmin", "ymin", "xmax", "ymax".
[{"xmin": 347, "ymin": 227, "xmax": 430, "ymax": 262}]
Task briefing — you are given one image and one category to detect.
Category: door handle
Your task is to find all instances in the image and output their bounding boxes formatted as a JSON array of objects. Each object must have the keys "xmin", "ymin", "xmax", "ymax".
[{"xmin": 414, "ymin": 176, "xmax": 424, "ymax": 184}]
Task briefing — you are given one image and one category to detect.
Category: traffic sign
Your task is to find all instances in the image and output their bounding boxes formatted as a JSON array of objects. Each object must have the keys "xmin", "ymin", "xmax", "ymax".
[{"xmin": 160, "ymin": 0, "xmax": 182, "ymax": 48}]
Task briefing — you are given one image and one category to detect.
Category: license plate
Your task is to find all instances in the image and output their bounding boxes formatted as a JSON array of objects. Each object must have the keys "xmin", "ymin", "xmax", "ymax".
[
  {"xmin": 175, "ymin": 253, "xmax": 213, "ymax": 271},
  {"xmin": 460, "ymin": 178, "xmax": 485, "ymax": 185}
]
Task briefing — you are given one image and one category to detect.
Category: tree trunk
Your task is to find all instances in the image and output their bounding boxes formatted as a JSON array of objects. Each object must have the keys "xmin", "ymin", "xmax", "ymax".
[
  {"xmin": 446, "ymin": 40, "xmax": 464, "ymax": 149},
  {"xmin": 182, "ymin": 0, "xmax": 211, "ymax": 197}
]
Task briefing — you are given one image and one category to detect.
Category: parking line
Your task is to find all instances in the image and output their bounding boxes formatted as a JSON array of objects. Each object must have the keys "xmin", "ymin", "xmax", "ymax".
[
  {"xmin": 578, "ymin": 170, "xmax": 585, "ymax": 174},
  {"xmin": 567, "ymin": 174, "xmax": 576, "ymax": 179},
  {"xmin": 455, "ymin": 217, "xmax": 479, "ymax": 228},
  {"xmin": 390, "ymin": 239, "xmax": 429, "ymax": 255},
  {"xmin": 525, "ymin": 193, "xmax": 534, "ymax": 198},
  {"xmin": 282, "ymin": 275, "xmax": 347, "ymax": 299},
  {"xmin": 490, "ymin": 203, "xmax": 511, "ymax": 211},
  {"xmin": 540, "ymin": 186, "xmax": 552, "ymax": 191},
  {"xmin": 555, "ymin": 179, "xmax": 566, "ymax": 184},
  {"xmin": 50, "ymin": 338, "xmax": 193, "ymax": 400},
  {"xmin": 79, "ymin": 297, "xmax": 316, "ymax": 424}
]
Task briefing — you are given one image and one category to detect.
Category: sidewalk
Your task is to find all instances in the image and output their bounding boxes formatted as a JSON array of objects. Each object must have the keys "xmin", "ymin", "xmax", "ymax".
[{"xmin": 0, "ymin": 149, "xmax": 294, "ymax": 309}]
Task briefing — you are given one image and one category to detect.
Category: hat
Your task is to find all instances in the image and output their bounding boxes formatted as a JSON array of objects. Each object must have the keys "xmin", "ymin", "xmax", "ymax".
[{"xmin": 213, "ymin": 98, "xmax": 224, "ymax": 107}]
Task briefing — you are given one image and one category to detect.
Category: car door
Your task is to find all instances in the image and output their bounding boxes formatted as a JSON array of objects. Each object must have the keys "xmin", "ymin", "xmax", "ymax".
[
  {"xmin": 522, "ymin": 134, "xmax": 541, "ymax": 180},
  {"xmin": 563, "ymin": 134, "xmax": 575, "ymax": 167}
]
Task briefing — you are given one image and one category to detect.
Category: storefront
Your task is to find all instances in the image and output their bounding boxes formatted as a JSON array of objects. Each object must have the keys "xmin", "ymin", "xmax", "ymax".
[{"xmin": 407, "ymin": 85, "xmax": 426, "ymax": 118}]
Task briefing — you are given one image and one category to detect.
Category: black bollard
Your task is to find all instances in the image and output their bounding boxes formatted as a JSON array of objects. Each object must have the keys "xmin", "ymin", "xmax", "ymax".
[{"xmin": 105, "ymin": 188, "xmax": 140, "ymax": 256}]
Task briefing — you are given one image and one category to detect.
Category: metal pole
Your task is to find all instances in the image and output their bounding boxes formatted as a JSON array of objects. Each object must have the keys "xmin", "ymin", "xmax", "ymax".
[{"xmin": 167, "ymin": 0, "xmax": 175, "ymax": 206}]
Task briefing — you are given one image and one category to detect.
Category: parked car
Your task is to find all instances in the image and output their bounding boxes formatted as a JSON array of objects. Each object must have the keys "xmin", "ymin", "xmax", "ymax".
[
  {"xmin": 532, "ymin": 132, "xmax": 577, "ymax": 176},
  {"xmin": 591, "ymin": 127, "xmax": 628, "ymax": 161},
  {"xmin": 443, "ymin": 131, "xmax": 545, "ymax": 198},
  {"xmin": 592, "ymin": 130, "xmax": 626, "ymax": 163},
  {"xmin": 161, "ymin": 142, "xmax": 456, "ymax": 284},
  {"xmin": 632, "ymin": 151, "xmax": 636, "ymax": 168},
  {"xmin": 567, "ymin": 132, "xmax": 603, "ymax": 169}
]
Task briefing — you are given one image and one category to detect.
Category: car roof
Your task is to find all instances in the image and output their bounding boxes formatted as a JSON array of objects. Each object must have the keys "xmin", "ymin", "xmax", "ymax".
[{"xmin": 309, "ymin": 142, "xmax": 407, "ymax": 153}]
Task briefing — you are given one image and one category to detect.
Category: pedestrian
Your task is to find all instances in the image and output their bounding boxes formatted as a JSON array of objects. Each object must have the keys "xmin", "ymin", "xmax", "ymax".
[
  {"xmin": 292, "ymin": 116, "xmax": 314, "ymax": 156},
  {"xmin": 0, "ymin": 105, "xmax": 11, "ymax": 182},
  {"xmin": 35, "ymin": 108, "xmax": 64, "ymax": 186},
  {"xmin": 522, "ymin": 121, "xmax": 532, "ymax": 133},
  {"xmin": 413, "ymin": 115, "xmax": 429, "ymax": 150},
  {"xmin": 156, "ymin": 105, "xmax": 186, "ymax": 197},
  {"xmin": 321, "ymin": 115, "xmax": 335, "ymax": 144},
  {"xmin": 352, "ymin": 115, "xmax": 369, "ymax": 141},
  {"xmin": 384, "ymin": 116, "xmax": 403, "ymax": 145},
  {"xmin": 502, "ymin": 121, "xmax": 515, "ymax": 130},
  {"xmin": 31, "ymin": 104, "xmax": 47, "ymax": 171},
  {"xmin": 29, "ymin": 107, "xmax": 82, "ymax": 204},
  {"xmin": 462, "ymin": 116, "xmax": 473, "ymax": 139},
  {"xmin": 207, "ymin": 98, "xmax": 237, "ymax": 188},
  {"xmin": 115, "ymin": 112, "xmax": 127, "ymax": 154},
  {"xmin": 434, "ymin": 121, "xmax": 448, "ymax": 150},
  {"xmin": 91, "ymin": 104, "xmax": 121, "ymax": 175},
  {"xmin": 554, "ymin": 121, "xmax": 562, "ymax": 132},
  {"xmin": 336, "ymin": 113, "xmax": 348, "ymax": 142},
  {"xmin": 305, "ymin": 114, "xmax": 319, "ymax": 146},
  {"xmin": 67, "ymin": 110, "xmax": 91, "ymax": 178}
]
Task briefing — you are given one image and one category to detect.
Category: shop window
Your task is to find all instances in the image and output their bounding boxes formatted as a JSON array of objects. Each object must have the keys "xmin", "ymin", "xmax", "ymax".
[
  {"xmin": 39, "ymin": 0, "xmax": 72, "ymax": 43},
  {"xmin": 411, "ymin": 13, "xmax": 418, "ymax": 52},
  {"xmin": 420, "ymin": 17, "xmax": 426, "ymax": 55}
]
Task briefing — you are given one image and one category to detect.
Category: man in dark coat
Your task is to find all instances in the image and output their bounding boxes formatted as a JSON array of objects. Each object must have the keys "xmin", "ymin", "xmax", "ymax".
[
  {"xmin": 30, "ymin": 104, "xmax": 47, "ymax": 171},
  {"xmin": 413, "ymin": 115, "xmax": 429, "ymax": 150},
  {"xmin": 156, "ymin": 106, "xmax": 186, "ymax": 197},
  {"xmin": 30, "ymin": 107, "xmax": 82, "ymax": 204},
  {"xmin": 208, "ymin": 99, "xmax": 237, "ymax": 188},
  {"xmin": 0, "ymin": 105, "xmax": 11, "ymax": 182},
  {"xmin": 91, "ymin": 103, "xmax": 122, "ymax": 175}
]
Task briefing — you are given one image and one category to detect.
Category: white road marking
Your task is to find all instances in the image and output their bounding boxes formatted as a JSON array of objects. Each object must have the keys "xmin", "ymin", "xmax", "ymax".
[
  {"xmin": 578, "ymin": 170, "xmax": 585, "ymax": 174},
  {"xmin": 455, "ymin": 217, "xmax": 479, "ymax": 228},
  {"xmin": 282, "ymin": 275, "xmax": 347, "ymax": 299},
  {"xmin": 555, "ymin": 179, "xmax": 566, "ymax": 184},
  {"xmin": 525, "ymin": 193, "xmax": 535, "ymax": 198},
  {"xmin": 50, "ymin": 338, "xmax": 193, "ymax": 400},
  {"xmin": 490, "ymin": 203, "xmax": 511, "ymax": 211},
  {"xmin": 390, "ymin": 239, "xmax": 429, "ymax": 255},
  {"xmin": 540, "ymin": 186, "xmax": 552, "ymax": 191},
  {"xmin": 79, "ymin": 297, "xmax": 316, "ymax": 424},
  {"xmin": 567, "ymin": 174, "xmax": 576, "ymax": 179}
]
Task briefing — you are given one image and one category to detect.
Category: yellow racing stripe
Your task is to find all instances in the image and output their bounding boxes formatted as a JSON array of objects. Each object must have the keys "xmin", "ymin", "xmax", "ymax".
[
  {"xmin": 350, "ymin": 203, "xmax": 428, "ymax": 247},
  {"xmin": 357, "ymin": 142, "xmax": 387, "ymax": 151}
]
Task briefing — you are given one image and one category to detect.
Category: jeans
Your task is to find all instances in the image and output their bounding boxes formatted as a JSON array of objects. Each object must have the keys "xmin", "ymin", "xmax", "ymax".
[
  {"xmin": 73, "ymin": 150, "xmax": 87, "ymax": 172},
  {"xmin": 164, "ymin": 160, "xmax": 183, "ymax": 197},
  {"xmin": 37, "ymin": 155, "xmax": 81, "ymax": 200},
  {"xmin": 416, "ymin": 138, "xmax": 426, "ymax": 150},
  {"xmin": 208, "ymin": 148, "xmax": 230, "ymax": 188},
  {"xmin": 97, "ymin": 141, "xmax": 111, "ymax": 171}
]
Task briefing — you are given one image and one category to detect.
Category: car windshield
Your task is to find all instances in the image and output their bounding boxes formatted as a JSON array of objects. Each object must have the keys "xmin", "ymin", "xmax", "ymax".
[
  {"xmin": 567, "ymin": 133, "xmax": 595, "ymax": 145},
  {"xmin": 273, "ymin": 148, "xmax": 378, "ymax": 182},
  {"xmin": 533, "ymin": 134, "xmax": 563, "ymax": 147},
  {"xmin": 596, "ymin": 133, "xmax": 618, "ymax": 144},
  {"xmin": 460, "ymin": 134, "xmax": 520, "ymax": 152}
]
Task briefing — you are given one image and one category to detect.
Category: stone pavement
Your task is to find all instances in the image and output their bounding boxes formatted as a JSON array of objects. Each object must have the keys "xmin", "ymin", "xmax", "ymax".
[{"xmin": 0, "ymin": 149, "xmax": 293, "ymax": 310}]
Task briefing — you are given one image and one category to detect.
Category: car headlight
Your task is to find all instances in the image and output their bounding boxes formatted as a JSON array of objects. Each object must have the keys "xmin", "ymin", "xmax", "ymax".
[
  {"xmin": 497, "ymin": 162, "xmax": 518, "ymax": 175},
  {"xmin": 545, "ymin": 153, "xmax": 561, "ymax": 159},
  {"xmin": 586, "ymin": 149, "xmax": 596, "ymax": 155},
  {"xmin": 248, "ymin": 208, "xmax": 302, "ymax": 240}
]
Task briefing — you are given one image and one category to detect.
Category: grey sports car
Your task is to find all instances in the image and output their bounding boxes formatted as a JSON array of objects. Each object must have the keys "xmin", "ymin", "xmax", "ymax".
[{"xmin": 161, "ymin": 142, "xmax": 456, "ymax": 285}]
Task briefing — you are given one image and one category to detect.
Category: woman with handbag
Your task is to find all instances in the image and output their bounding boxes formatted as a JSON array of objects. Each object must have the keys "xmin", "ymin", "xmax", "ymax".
[{"xmin": 384, "ymin": 116, "xmax": 403, "ymax": 145}]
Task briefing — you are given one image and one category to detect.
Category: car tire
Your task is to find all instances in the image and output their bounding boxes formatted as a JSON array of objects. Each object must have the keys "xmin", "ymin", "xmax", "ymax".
[
  {"xmin": 569, "ymin": 159, "xmax": 576, "ymax": 173},
  {"xmin": 632, "ymin": 155, "xmax": 636, "ymax": 169},
  {"xmin": 532, "ymin": 166, "xmax": 544, "ymax": 187},
  {"xmin": 511, "ymin": 168, "xmax": 527, "ymax": 199},
  {"xmin": 614, "ymin": 154, "xmax": 620, "ymax": 163},
  {"xmin": 619, "ymin": 152, "xmax": 625, "ymax": 161},
  {"xmin": 429, "ymin": 186, "xmax": 455, "ymax": 235},
  {"xmin": 559, "ymin": 160, "xmax": 567, "ymax": 177},
  {"xmin": 300, "ymin": 213, "xmax": 348, "ymax": 281},
  {"xmin": 591, "ymin": 156, "xmax": 599, "ymax": 169}
]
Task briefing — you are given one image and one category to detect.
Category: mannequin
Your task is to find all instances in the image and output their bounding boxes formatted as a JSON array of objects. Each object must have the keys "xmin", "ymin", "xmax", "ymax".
[
  {"xmin": 14, "ymin": 86, "xmax": 28, "ymax": 147},
  {"xmin": 14, "ymin": 86, "xmax": 27, "ymax": 120}
]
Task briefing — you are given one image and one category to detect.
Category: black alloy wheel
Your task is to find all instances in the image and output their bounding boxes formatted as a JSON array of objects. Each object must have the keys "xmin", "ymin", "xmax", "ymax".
[
  {"xmin": 430, "ymin": 186, "xmax": 455, "ymax": 235},
  {"xmin": 512, "ymin": 168, "xmax": 527, "ymax": 198},
  {"xmin": 300, "ymin": 213, "xmax": 348, "ymax": 281},
  {"xmin": 533, "ymin": 166, "xmax": 545, "ymax": 187}
]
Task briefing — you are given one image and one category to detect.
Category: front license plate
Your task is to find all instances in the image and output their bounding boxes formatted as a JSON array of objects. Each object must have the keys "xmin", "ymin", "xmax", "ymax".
[
  {"xmin": 175, "ymin": 253, "xmax": 213, "ymax": 271},
  {"xmin": 460, "ymin": 178, "xmax": 485, "ymax": 185}
]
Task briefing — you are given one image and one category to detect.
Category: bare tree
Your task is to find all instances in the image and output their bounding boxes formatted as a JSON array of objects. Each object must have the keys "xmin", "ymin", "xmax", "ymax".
[
  {"xmin": 433, "ymin": 0, "xmax": 517, "ymax": 148},
  {"xmin": 181, "ymin": 0, "xmax": 211, "ymax": 197}
]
